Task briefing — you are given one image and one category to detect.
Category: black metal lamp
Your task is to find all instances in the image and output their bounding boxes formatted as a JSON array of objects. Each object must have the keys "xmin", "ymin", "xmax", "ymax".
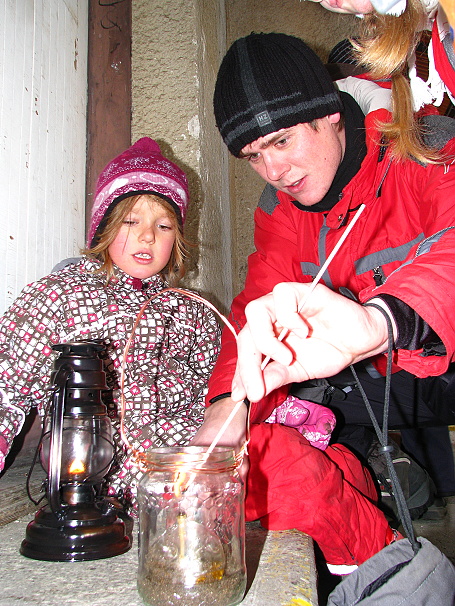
[{"xmin": 20, "ymin": 341, "xmax": 132, "ymax": 561}]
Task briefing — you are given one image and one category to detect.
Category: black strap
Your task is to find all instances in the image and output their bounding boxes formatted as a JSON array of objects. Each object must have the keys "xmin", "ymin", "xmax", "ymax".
[{"xmin": 350, "ymin": 302, "xmax": 420, "ymax": 553}]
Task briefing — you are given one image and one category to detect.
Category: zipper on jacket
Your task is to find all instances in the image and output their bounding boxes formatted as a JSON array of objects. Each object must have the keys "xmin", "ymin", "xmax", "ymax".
[{"xmin": 372, "ymin": 266, "xmax": 385, "ymax": 286}]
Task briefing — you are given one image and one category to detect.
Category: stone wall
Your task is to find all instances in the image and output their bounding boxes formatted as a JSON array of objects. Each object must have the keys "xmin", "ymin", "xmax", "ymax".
[{"xmin": 132, "ymin": 0, "xmax": 358, "ymax": 311}]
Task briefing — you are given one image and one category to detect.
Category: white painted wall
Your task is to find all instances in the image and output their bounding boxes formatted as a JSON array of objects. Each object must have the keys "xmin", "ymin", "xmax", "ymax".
[{"xmin": 0, "ymin": 0, "xmax": 88, "ymax": 314}]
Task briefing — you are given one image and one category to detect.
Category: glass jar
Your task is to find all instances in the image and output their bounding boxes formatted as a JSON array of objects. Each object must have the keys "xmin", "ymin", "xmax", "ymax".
[{"xmin": 137, "ymin": 446, "xmax": 246, "ymax": 606}]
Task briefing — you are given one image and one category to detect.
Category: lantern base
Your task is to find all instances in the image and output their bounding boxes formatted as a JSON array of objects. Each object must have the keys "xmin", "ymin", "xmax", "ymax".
[{"xmin": 20, "ymin": 501, "xmax": 132, "ymax": 562}]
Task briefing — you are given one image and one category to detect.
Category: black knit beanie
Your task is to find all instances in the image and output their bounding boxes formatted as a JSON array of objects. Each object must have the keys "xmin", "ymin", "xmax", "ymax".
[{"xmin": 213, "ymin": 32, "xmax": 344, "ymax": 157}]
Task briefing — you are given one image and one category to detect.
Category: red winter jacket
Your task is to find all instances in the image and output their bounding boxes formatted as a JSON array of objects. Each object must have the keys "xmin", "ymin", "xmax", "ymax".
[{"xmin": 207, "ymin": 109, "xmax": 455, "ymax": 423}]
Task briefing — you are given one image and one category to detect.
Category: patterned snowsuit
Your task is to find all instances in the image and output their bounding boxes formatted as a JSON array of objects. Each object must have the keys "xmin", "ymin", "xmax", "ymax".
[{"xmin": 0, "ymin": 257, "xmax": 221, "ymax": 505}]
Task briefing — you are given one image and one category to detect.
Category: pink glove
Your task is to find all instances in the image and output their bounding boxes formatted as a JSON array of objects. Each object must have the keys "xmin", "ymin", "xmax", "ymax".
[
  {"xmin": 266, "ymin": 395, "xmax": 336, "ymax": 450},
  {"xmin": 0, "ymin": 435, "xmax": 9, "ymax": 473}
]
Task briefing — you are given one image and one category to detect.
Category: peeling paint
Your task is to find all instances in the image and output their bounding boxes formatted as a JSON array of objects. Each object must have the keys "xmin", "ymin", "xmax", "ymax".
[
  {"xmin": 187, "ymin": 115, "xmax": 200, "ymax": 139},
  {"xmin": 74, "ymin": 38, "xmax": 78, "ymax": 70}
]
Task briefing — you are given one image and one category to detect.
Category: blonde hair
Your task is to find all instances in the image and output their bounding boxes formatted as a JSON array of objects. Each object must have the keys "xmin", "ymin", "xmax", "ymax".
[
  {"xmin": 353, "ymin": 0, "xmax": 443, "ymax": 164},
  {"xmin": 83, "ymin": 194, "xmax": 190, "ymax": 285}
]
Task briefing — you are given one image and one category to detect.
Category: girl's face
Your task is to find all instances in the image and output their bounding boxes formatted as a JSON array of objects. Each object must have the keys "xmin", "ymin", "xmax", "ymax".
[
  {"xmin": 108, "ymin": 196, "xmax": 177, "ymax": 280},
  {"xmin": 306, "ymin": 0, "xmax": 374, "ymax": 13}
]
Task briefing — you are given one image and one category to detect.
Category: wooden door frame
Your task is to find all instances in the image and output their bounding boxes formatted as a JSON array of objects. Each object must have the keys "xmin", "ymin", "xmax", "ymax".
[{"xmin": 86, "ymin": 0, "xmax": 132, "ymax": 238}]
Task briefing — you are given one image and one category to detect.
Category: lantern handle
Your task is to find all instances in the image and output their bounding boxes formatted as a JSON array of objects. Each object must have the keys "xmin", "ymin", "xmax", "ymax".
[{"xmin": 48, "ymin": 366, "xmax": 71, "ymax": 518}]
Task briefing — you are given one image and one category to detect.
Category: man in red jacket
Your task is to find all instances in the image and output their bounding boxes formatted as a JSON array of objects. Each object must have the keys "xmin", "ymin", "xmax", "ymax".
[{"xmin": 192, "ymin": 31, "xmax": 455, "ymax": 572}]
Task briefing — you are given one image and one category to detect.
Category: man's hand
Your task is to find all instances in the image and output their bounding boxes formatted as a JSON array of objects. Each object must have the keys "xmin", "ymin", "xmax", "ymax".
[
  {"xmin": 231, "ymin": 282, "xmax": 395, "ymax": 403},
  {"xmin": 190, "ymin": 397, "xmax": 249, "ymax": 481}
]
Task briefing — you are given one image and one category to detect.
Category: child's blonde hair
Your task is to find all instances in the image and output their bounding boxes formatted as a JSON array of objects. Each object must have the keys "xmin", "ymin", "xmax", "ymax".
[
  {"xmin": 353, "ymin": 0, "xmax": 444, "ymax": 164},
  {"xmin": 83, "ymin": 194, "xmax": 190, "ymax": 285}
]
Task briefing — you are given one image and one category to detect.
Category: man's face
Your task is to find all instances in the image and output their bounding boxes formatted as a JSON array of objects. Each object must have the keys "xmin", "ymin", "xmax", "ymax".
[{"xmin": 240, "ymin": 114, "xmax": 345, "ymax": 207}]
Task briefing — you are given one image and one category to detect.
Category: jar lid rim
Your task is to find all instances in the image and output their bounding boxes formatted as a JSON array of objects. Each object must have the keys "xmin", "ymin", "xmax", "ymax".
[{"xmin": 139, "ymin": 446, "xmax": 237, "ymax": 471}]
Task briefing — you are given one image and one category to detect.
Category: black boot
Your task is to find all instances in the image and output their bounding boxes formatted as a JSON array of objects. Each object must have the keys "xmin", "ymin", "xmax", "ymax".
[{"xmin": 367, "ymin": 437, "xmax": 436, "ymax": 521}]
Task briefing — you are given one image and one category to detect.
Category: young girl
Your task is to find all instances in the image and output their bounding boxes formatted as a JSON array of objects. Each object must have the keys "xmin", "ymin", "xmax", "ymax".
[{"xmin": 0, "ymin": 137, "xmax": 221, "ymax": 508}]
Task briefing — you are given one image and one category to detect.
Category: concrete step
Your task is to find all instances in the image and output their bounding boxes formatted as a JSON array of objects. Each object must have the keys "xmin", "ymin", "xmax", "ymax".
[
  {"xmin": 0, "ymin": 445, "xmax": 46, "ymax": 527},
  {"xmin": 0, "ymin": 517, "xmax": 318, "ymax": 606},
  {"xmin": 0, "ymin": 416, "xmax": 318, "ymax": 604}
]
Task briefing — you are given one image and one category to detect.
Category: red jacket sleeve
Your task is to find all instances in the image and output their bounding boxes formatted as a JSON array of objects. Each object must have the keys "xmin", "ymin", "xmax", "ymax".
[
  {"xmin": 360, "ymin": 138, "xmax": 455, "ymax": 377},
  {"xmin": 206, "ymin": 191, "xmax": 303, "ymax": 421}
]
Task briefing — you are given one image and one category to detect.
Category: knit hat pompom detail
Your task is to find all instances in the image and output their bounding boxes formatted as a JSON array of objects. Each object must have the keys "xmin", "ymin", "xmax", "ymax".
[
  {"xmin": 87, "ymin": 137, "xmax": 189, "ymax": 247},
  {"xmin": 213, "ymin": 32, "xmax": 344, "ymax": 157}
]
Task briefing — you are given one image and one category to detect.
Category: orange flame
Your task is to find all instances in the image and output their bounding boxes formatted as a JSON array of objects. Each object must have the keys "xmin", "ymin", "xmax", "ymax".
[
  {"xmin": 68, "ymin": 459, "xmax": 86, "ymax": 474},
  {"xmin": 174, "ymin": 469, "xmax": 186, "ymax": 498}
]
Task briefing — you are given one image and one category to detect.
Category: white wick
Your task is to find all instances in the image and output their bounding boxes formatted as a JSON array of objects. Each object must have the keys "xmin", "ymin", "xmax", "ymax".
[{"xmin": 261, "ymin": 204, "xmax": 366, "ymax": 370}]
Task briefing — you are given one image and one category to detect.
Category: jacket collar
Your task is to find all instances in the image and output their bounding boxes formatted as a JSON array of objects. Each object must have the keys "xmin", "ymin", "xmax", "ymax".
[{"xmin": 81, "ymin": 256, "xmax": 167, "ymax": 293}]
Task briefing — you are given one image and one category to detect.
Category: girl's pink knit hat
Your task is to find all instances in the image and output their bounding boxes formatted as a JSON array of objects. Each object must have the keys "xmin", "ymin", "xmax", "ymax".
[{"xmin": 87, "ymin": 137, "xmax": 189, "ymax": 247}]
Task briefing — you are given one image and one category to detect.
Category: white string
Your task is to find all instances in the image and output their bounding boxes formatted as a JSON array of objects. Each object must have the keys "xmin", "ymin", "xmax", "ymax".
[
  {"xmin": 120, "ymin": 287, "xmax": 249, "ymax": 480},
  {"xmin": 120, "ymin": 205, "xmax": 365, "ymax": 481},
  {"xmin": 260, "ymin": 204, "xmax": 366, "ymax": 370}
]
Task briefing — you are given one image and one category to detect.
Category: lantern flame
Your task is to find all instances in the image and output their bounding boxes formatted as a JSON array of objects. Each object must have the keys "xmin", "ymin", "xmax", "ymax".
[{"xmin": 68, "ymin": 459, "xmax": 86, "ymax": 474}]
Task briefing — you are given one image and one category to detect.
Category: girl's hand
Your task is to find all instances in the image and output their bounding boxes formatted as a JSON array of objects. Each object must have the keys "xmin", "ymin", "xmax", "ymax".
[{"xmin": 190, "ymin": 397, "xmax": 249, "ymax": 482}]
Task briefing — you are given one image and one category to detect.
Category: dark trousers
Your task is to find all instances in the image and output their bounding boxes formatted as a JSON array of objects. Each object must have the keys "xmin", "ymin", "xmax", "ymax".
[
  {"xmin": 401, "ymin": 426, "xmax": 455, "ymax": 497},
  {"xmin": 319, "ymin": 368, "xmax": 455, "ymax": 496}
]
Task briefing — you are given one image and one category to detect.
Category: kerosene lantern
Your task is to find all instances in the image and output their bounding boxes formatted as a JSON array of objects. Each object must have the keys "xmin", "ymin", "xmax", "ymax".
[{"xmin": 20, "ymin": 341, "xmax": 131, "ymax": 561}]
